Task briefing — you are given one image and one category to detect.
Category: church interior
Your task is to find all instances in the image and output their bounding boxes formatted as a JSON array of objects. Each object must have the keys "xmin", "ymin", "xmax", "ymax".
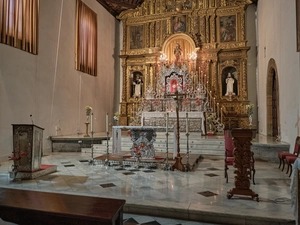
[{"xmin": 0, "ymin": 0, "xmax": 300, "ymax": 224}]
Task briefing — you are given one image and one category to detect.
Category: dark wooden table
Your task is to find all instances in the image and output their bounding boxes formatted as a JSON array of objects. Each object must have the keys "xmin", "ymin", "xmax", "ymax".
[{"xmin": 0, "ymin": 188, "xmax": 125, "ymax": 225}]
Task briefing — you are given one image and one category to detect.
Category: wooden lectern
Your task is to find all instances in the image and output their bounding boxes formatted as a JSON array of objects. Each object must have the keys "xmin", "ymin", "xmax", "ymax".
[{"xmin": 12, "ymin": 124, "xmax": 44, "ymax": 172}]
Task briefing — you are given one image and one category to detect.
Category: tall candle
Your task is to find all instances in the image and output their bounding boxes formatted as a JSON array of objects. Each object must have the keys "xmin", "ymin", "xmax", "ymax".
[
  {"xmin": 106, "ymin": 113, "xmax": 108, "ymax": 133},
  {"xmin": 217, "ymin": 103, "xmax": 219, "ymax": 118},
  {"xmin": 213, "ymin": 98, "xmax": 216, "ymax": 112},
  {"xmin": 186, "ymin": 113, "xmax": 189, "ymax": 133},
  {"xmin": 166, "ymin": 113, "xmax": 169, "ymax": 133},
  {"xmin": 91, "ymin": 113, "xmax": 93, "ymax": 132}
]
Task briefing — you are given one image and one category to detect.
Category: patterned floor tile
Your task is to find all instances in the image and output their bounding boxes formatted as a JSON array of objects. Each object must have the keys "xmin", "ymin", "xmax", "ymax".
[
  {"xmin": 204, "ymin": 173, "xmax": 219, "ymax": 177},
  {"xmin": 198, "ymin": 191, "xmax": 218, "ymax": 197},
  {"xmin": 100, "ymin": 183, "xmax": 116, "ymax": 188}
]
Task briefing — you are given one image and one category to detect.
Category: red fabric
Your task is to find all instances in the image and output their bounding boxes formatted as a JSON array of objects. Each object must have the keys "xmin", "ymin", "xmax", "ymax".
[{"xmin": 286, "ymin": 155, "xmax": 298, "ymax": 164}]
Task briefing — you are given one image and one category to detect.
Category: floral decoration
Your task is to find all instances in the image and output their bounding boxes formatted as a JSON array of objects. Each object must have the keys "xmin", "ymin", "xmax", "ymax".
[
  {"xmin": 113, "ymin": 112, "xmax": 120, "ymax": 121},
  {"xmin": 207, "ymin": 114, "xmax": 214, "ymax": 124},
  {"xmin": 85, "ymin": 106, "xmax": 92, "ymax": 116},
  {"xmin": 246, "ymin": 103, "xmax": 254, "ymax": 116},
  {"xmin": 195, "ymin": 98, "xmax": 201, "ymax": 106}
]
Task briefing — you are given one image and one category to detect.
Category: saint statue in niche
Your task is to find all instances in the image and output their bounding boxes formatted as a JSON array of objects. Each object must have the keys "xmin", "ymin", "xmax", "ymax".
[
  {"xmin": 173, "ymin": 43, "xmax": 183, "ymax": 64},
  {"xmin": 222, "ymin": 68, "xmax": 238, "ymax": 96},
  {"xmin": 132, "ymin": 73, "xmax": 143, "ymax": 97}
]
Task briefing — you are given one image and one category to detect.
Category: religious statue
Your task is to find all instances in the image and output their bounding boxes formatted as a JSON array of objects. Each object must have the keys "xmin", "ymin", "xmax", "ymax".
[
  {"xmin": 133, "ymin": 75, "xmax": 143, "ymax": 97},
  {"xmin": 225, "ymin": 72, "xmax": 236, "ymax": 96},
  {"xmin": 174, "ymin": 43, "xmax": 182, "ymax": 64}
]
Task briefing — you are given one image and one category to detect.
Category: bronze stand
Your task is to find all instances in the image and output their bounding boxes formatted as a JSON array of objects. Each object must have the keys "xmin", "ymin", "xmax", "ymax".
[
  {"xmin": 227, "ymin": 128, "xmax": 259, "ymax": 201},
  {"xmin": 171, "ymin": 90, "xmax": 185, "ymax": 172},
  {"xmin": 84, "ymin": 122, "xmax": 90, "ymax": 137},
  {"xmin": 104, "ymin": 131, "xmax": 110, "ymax": 166},
  {"xmin": 185, "ymin": 132, "xmax": 192, "ymax": 172}
]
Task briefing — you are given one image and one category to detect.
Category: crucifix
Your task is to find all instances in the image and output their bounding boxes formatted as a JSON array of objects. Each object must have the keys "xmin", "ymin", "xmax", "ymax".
[{"xmin": 170, "ymin": 89, "xmax": 185, "ymax": 172}]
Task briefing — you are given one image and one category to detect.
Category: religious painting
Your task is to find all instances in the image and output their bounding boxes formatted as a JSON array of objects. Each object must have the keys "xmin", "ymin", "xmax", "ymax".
[
  {"xmin": 173, "ymin": 15, "xmax": 186, "ymax": 33},
  {"xmin": 222, "ymin": 67, "xmax": 238, "ymax": 96},
  {"xmin": 220, "ymin": 15, "xmax": 236, "ymax": 42},
  {"xmin": 130, "ymin": 25, "xmax": 143, "ymax": 49},
  {"xmin": 297, "ymin": 0, "xmax": 300, "ymax": 51},
  {"xmin": 131, "ymin": 71, "xmax": 143, "ymax": 98}
]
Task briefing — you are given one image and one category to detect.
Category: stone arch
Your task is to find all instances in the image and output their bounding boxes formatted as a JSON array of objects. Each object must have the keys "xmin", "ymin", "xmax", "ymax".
[{"xmin": 266, "ymin": 58, "xmax": 280, "ymax": 137}]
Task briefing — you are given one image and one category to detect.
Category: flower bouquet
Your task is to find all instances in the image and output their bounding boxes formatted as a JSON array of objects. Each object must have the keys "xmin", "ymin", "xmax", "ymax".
[{"xmin": 85, "ymin": 106, "xmax": 92, "ymax": 121}]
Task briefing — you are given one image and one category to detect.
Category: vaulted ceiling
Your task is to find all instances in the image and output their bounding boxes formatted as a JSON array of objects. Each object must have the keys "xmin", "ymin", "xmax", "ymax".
[{"xmin": 96, "ymin": 0, "xmax": 145, "ymax": 18}]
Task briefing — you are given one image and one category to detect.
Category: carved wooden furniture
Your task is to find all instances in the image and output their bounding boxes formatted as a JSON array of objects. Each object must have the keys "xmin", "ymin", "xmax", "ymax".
[
  {"xmin": 278, "ymin": 136, "xmax": 300, "ymax": 171},
  {"xmin": 227, "ymin": 128, "xmax": 258, "ymax": 201},
  {"xmin": 0, "ymin": 187, "xmax": 125, "ymax": 225},
  {"xmin": 224, "ymin": 130, "xmax": 255, "ymax": 185},
  {"xmin": 286, "ymin": 155, "xmax": 298, "ymax": 177},
  {"xmin": 12, "ymin": 124, "xmax": 44, "ymax": 173}
]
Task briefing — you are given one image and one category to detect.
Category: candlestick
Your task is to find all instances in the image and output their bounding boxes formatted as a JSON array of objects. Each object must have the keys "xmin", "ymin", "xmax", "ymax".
[
  {"xmin": 106, "ymin": 113, "xmax": 108, "ymax": 133},
  {"xmin": 186, "ymin": 112, "xmax": 189, "ymax": 133},
  {"xmin": 213, "ymin": 98, "xmax": 216, "ymax": 112},
  {"xmin": 217, "ymin": 103, "xmax": 219, "ymax": 118},
  {"xmin": 166, "ymin": 113, "xmax": 169, "ymax": 132},
  {"xmin": 91, "ymin": 113, "xmax": 93, "ymax": 132}
]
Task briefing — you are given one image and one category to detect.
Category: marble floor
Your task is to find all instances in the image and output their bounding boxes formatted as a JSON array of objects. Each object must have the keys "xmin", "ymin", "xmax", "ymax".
[{"xmin": 0, "ymin": 147, "xmax": 296, "ymax": 225}]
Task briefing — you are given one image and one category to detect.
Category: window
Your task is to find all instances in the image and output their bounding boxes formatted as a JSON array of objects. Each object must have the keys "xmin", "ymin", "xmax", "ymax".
[
  {"xmin": 76, "ymin": 0, "xmax": 97, "ymax": 76},
  {"xmin": 0, "ymin": 0, "xmax": 39, "ymax": 54}
]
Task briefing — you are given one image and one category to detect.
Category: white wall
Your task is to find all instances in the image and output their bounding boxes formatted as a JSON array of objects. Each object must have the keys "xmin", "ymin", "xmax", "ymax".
[
  {"xmin": 257, "ymin": 0, "xmax": 300, "ymax": 149},
  {"xmin": 0, "ymin": 0, "xmax": 118, "ymax": 160}
]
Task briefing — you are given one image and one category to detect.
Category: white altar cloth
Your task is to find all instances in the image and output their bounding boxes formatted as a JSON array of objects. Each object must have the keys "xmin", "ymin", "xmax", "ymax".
[
  {"xmin": 290, "ymin": 158, "xmax": 300, "ymax": 224},
  {"xmin": 141, "ymin": 111, "xmax": 205, "ymax": 135}
]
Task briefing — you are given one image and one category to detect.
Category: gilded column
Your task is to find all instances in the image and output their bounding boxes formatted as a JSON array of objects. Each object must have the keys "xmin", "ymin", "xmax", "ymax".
[
  {"xmin": 150, "ymin": 22, "xmax": 155, "ymax": 47},
  {"xmin": 211, "ymin": 58, "xmax": 218, "ymax": 97},
  {"xmin": 240, "ymin": 12, "xmax": 245, "ymax": 41},
  {"xmin": 206, "ymin": 16, "xmax": 210, "ymax": 43},
  {"xmin": 211, "ymin": 14, "xmax": 216, "ymax": 43},
  {"xmin": 241, "ymin": 57, "xmax": 248, "ymax": 100}
]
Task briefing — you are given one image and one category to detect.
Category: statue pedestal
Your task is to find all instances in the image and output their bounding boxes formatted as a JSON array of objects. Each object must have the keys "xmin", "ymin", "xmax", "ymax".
[{"xmin": 227, "ymin": 128, "xmax": 259, "ymax": 201}]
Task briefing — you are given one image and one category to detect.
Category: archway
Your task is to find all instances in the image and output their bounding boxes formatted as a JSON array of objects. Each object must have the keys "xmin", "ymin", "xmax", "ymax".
[{"xmin": 266, "ymin": 58, "xmax": 280, "ymax": 137}]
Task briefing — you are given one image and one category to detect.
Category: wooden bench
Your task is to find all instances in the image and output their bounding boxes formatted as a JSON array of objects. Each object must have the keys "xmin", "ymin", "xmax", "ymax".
[{"xmin": 0, "ymin": 188, "xmax": 125, "ymax": 225}]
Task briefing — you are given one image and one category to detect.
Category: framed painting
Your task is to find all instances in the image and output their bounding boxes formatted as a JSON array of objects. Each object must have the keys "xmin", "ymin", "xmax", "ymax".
[
  {"xmin": 130, "ymin": 25, "xmax": 144, "ymax": 49},
  {"xmin": 220, "ymin": 15, "xmax": 236, "ymax": 42},
  {"xmin": 297, "ymin": 0, "xmax": 300, "ymax": 51},
  {"xmin": 172, "ymin": 15, "xmax": 186, "ymax": 33}
]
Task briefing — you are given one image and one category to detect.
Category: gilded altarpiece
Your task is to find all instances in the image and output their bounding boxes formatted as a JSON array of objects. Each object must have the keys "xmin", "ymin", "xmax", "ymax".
[{"xmin": 117, "ymin": 0, "xmax": 253, "ymax": 129}]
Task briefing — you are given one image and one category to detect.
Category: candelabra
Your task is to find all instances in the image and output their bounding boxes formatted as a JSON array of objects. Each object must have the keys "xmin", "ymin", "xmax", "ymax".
[
  {"xmin": 104, "ymin": 131, "xmax": 110, "ymax": 166},
  {"xmin": 88, "ymin": 130, "xmax": 95, "ymax": 165},
  {"xmin": 163, "ymin": 131, "xmax": 171, "ymax": 170},
  {"xmin": 185, "ymin": 132, "xmax": 192, "ymax": 172}
]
